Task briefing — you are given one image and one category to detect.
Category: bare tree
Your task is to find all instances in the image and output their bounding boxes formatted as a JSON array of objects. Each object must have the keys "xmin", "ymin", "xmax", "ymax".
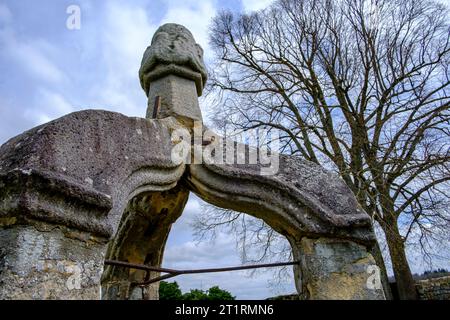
[{"xmin": 200, "ymin": 0, "xmax": 450, "ymax": 299}]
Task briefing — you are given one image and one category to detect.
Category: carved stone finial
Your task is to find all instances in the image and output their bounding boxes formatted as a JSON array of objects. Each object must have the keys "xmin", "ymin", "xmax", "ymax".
[
  {"xmin": 139, "ymin": 23, "xmax": 207, "ymax": 97},
  {"xmin": 139, "ymin": 23, "xmax": 206, "ymax": 124}
]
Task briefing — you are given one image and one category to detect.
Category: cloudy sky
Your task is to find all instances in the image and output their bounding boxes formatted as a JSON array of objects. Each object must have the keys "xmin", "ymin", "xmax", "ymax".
[{"xmin": 0, "ymin": 0, "xmax": 448, "ymax": 299}]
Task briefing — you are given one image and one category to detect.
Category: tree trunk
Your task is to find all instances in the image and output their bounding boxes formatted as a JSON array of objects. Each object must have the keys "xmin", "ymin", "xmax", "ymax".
[{"xmin": 384, "ymin": 223, "xmax": 418, "ymax": 300}]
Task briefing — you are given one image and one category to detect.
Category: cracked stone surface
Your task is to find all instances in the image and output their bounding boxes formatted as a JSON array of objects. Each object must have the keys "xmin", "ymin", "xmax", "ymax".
[
  {"xmin": 294, "ymin": 238, "xmax": 385, "ymax": 300},
  {"xmin": 0, "ymin": 222, "xmax": 106, "ymax": 299}
]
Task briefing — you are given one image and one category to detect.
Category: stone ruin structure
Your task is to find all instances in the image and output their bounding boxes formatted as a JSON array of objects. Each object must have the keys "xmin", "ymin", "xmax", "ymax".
[{"xmin": 0, "ymin": 24, "xmax": 385, "ymax": 300}]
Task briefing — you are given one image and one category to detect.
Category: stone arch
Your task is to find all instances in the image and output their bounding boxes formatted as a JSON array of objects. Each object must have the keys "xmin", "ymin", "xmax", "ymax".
[
  {"xmin": 0, "ymin": 109, "xmax": 385, "ymax": 299},
  {"xmin": 0, "ymin": 23, "xmax": 386, "ymax": 300},
  {"xmin": 180, "ymin": 139, "xmax": 382, "ymax": 299}
]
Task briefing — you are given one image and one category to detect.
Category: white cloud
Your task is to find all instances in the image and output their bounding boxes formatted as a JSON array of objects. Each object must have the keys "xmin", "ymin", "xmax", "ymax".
[
  {"xmin": 14, "ymin": 42, "xmax": 66, "ymax": 83},
  {"xmin": 79, "ymin": 1, "xmax": 217, "ymax": 118},
  {"xmin": 241, "ymin": 0, "xmax": 274, "ymax": 12},
  {"xmin": 0, "ymin": 3, "xmax": 12, "ymax": 23},
  {"xmin": 0, "ymin": 3, "xmax": 65, "ymax": 85},
  {"xmin": 102, "ymin": 3, "xmax": 156, "ymax": 79},
  {"xmin": 89, "ymin": 2, "xmax": 156, "ymax": 117},
  {"xmin": 0, "ymin": 97, "xmax": 35, "ymax": 144},
  {"xmin": 0, "ymin": 3, "xmax": 69, "ymax": 139},
  {"xmin": 165, "ymin": 232, "xmax": 237, "ymax": 265},
  {"xmin": 24, "ymin": 88, "xmax": 74, "ymax": 125}
]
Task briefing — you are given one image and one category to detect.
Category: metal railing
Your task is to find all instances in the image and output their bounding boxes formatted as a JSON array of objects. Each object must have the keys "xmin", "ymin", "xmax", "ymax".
[{"xmin": 104, "ymin": 259, "xmax": 300, "ymax": 286}]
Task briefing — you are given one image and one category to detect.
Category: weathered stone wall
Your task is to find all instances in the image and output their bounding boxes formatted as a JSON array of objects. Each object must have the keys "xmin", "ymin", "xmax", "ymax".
[
  {"xmin": 416, "ymin": 276, "xmax": 450, "ymax": 300},
  {"xmin": 293, "ymin": 237, "xmax": 385, "ymax": 300},
  {"xmin": 0, "ymin": 220, "xmax": 107, "ymax": 299}
]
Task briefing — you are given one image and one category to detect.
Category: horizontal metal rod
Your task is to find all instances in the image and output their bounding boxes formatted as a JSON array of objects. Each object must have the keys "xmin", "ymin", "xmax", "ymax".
[
  {"xmin": 104, "ymin": 259, "xmax": 178, "ymax": 274},
  {"xmin": 163, "ymin": 261, "xmax": 301, "ymax": 275},
  {"xmin": 136, "ymin": 273, "xmax": 180, "ymax": 286},
  {"xmin": 103, "ymin": 260, "xmax": 301, "ymax": 287}
]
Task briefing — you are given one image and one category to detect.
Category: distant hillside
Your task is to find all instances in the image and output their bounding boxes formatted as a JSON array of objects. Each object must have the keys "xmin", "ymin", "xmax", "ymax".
[{"xmin": 388, "ymin": 269, "xmax": 450, "ymax": 282}]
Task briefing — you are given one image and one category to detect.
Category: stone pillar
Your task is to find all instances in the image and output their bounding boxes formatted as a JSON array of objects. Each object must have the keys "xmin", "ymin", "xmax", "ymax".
[
  {"xmin": 0, "ymin": 168, "xmax": 112, "ymax": 299},
  {"xmin": 294, "ymin": 237, "xmax": 386, "ymax": 300},
  {"xmin": 0, "ymin": 221, "xmax": 107, "ymax": 299},
  {"xmin": 146, "ymin": 74, "xmax": 202, "ymax": 123}
]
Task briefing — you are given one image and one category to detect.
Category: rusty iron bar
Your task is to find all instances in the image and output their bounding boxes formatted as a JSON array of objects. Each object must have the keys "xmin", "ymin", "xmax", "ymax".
[
  {"xmin": 104, "ymin": 259, "xmax": 178, "ymax": 274},
  {"xmin": 152, "ymin": 96, "xmax": 161, "ymax": 118},
  {"xmin": 104, "ymin": 259, "xmax": 300, "ymax": 287},
  {"xmin": 135, "ymin": 272, "xmax": 181, "ymax": 286}
]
